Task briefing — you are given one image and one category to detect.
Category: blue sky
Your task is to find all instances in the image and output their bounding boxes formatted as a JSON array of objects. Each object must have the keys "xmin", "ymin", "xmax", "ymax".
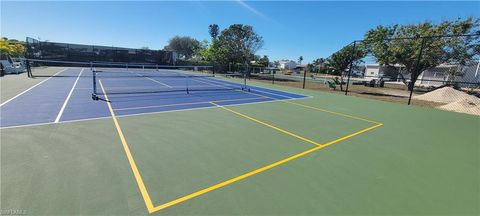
[{"xmin": 1, "ymin": 1, "xmax": 479, "ymax": 63}]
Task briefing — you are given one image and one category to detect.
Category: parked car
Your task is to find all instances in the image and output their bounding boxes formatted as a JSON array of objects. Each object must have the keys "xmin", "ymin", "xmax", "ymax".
[{"xmin": 0, "ymin": 58, "xmax": 25, "ymax": 74}]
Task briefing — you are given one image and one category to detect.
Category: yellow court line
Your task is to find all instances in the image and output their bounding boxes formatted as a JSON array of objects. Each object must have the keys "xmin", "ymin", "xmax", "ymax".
[
  {"xmin": 235, "ymin": 87, "xmax": 381, "ymax": 125},
  {"xmin": 115, "ymin": 96, "xmax": 266, "ymax": 111},
  {"xmin": 196, "ymin": 75, "xmax": 380, "ymax": 125},
  {"xmin": 100, "ymin": 79, "xmax": 384, "ymax": 214},
  {"xmin": 99, "ymin": 80, "xmax": 156, "ymax": 213},
  {"xmin": 150, "ymin": 122, "xmax": 383, "ymax": 213},
  {"xmin": 283, "ymin": 101, "xmax": 382, "ymax": 124},
  {"xmin": 210, "ymin": 102, "xmax": 321, "ymax": 147}
]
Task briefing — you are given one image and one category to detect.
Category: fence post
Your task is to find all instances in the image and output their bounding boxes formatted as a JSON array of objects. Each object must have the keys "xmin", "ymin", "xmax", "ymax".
[
  {"xmin": 345, "ymin": 41, "xmax": 357, "ymax": 95},
  {"xmin": 302, "ymin": 67, "xmax": 307, "ymax": 89},
  {"xmin": 212, "ymin": 64, "xmax": 215, "ymax": 77},
  {"xmin": 408, "ymin": 37, "xmax": 426, "ymax": 105},
  {"xmin": 272, "ymin": 71, "xmax": 275, "ymax": 84}
]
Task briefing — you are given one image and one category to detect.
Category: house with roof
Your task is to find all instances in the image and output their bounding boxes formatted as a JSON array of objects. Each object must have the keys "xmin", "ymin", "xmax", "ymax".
[
  {"xmin": 278, "ymin": 60, "xmax": 297, "ymax": 70},
  {"xmin": 362, "ymin": 61, "xmax": 480, "ymax": 87},
  {"xmin": 417, "ymin": 61, "xmax": 480, "ymax": 87}
]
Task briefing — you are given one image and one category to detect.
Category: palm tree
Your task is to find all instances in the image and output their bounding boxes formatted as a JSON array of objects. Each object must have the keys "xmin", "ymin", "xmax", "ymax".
[
  {"xmin": 313, "ymin": 58, "xmax": 326, "ymax": 72},
  {"xmin": 208, "ymin": 24, "xmax": 219, "ymax": 39},
  {"xmin": 298, "ymin": 56, "xmax": 303, "ymax": 64}
]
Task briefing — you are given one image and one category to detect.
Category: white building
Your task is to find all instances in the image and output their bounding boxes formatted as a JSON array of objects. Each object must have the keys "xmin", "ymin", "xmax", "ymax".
[
  {"xmin": 418, "ymin": 61, "xmax": 480, "ymax": 87},
  {"xmin": 364, "ymin": 62, "xmax": 480, "ymax": 87},
  {"xmin": 278, "ymin": 60, "xmax": 297, "ymax": 70},
  {"xmin": 365, "ymin": 64, "xmax": 381, "ymax": 77},
  {"xmin": 364, "ymin": 64, "xmax": 404, "ymax": 78}
]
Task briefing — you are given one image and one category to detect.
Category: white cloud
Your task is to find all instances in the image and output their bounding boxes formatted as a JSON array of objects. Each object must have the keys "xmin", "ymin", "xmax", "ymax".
[{"xmin": 235, "ymin": 0, "xmax": 281, "ymax": 26}]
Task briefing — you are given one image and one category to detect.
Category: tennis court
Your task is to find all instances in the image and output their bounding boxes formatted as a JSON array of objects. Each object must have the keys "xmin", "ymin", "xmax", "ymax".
[
  {"xmin": 1, "ymin": 65, "xmax": 478, "ymax": 215},
  {"xmin": 0, "ymin": 64, "xmax": 306, "ymax": 128}
]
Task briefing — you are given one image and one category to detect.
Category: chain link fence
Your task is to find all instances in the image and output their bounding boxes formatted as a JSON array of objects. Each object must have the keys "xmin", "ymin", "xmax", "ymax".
[
  {"xmin": 25, "ymin": 37, "xmax": 176, "ymax": 65},
  {"xmin": 217, "ymin": 34, "xmax": 480, "ymax": 116},
  {"xmin": 343, "ymin": 35, "xmax": 480, "ymax": 116}
]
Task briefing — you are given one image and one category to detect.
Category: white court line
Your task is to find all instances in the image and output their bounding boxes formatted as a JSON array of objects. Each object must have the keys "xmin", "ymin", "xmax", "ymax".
[
  {"xmin": 197, "ymin": 77, "xmax": 299, "ymax": 99},
  {"xmin": 0, "ymin": 97, "xmax": 309, "ymax": 130},
  {"xmin": 191, "ymin": 77, "xmax": 235, "ymax": 90},
  {"xmin": 0, "ymin": 68, "xmax": 68, "ymax": 107},
  {"xmin": 114, "ymin": 96, "xmax": 266, "ymax": 111},
  {"xmin": 1, "ymin": 74, "xmax": 311, "ymax": 129},
  {"xmin": 212, "ymin": 75, "xmax": 313, "ymax": 97},
  {"xmin": 54, "ymin": 69, "xmax": 84, "ymax": 123},
  {"xmin": 132, "ymin": 72, "xmax": 172, "ymax": 88}
]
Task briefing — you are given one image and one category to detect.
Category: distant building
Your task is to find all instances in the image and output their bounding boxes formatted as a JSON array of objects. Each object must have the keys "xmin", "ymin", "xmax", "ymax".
[
  {"xmin": 363, "ymin": 62, "xmax": 480, "ymax": 87},
  {"xmin": 278, "ymin": 60, "xmax": 297, "ymax": 69},
  {"xmin": 294, "ymin": 65, "xmax": 306, "ymax": 74},
  {"xmin": 365, "ymin": 64, "xmax": 381, "ymax": 77},
  {"xmin": 345, "ymin": 65, "xmax": 366, "ymax": 77},
  {"xmin": 418, "ymin": 61, "xmax": 480, "ymax": 87},
  {"xmin": 364, "ymin": 64, "xmax": 403, "ymax": 78}
]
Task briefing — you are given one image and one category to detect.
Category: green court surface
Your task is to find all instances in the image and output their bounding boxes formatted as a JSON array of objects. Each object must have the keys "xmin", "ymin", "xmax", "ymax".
[{"xmin": 1, "ymin": 78, "xmax": 479, "ymax": 215}]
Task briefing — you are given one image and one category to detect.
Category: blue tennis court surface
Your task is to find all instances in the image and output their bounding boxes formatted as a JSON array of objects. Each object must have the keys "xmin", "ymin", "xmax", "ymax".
[{"xmin": 0, "ymin": 68, "xmax": 307, "ymax": 128}]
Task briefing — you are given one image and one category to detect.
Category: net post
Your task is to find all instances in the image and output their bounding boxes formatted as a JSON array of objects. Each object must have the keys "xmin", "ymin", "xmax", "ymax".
[
  {"xmin": 92, "ymin": 68, "xmax": 98, "ymax": 100},
  {"xmin": 186, "ymin": 73, "xmax": 190, "ymax": 94},
  {"xmin": 26, "ymin": 59, "xmax": 32, "ymax": 78}
]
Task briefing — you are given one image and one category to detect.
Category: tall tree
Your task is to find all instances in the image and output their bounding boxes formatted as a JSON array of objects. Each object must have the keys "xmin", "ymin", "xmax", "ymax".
[
  {"xmin": 209, "ymin": 24, "xmax": 219, "ymax": 39},
  {"xmin": 298, "ymin": 56, "xmax": 303, "ymax": 64},
  {"xmin": 0, "ymin": 37, "xmax": 25, "ymax": 58},
  {"xmin": 306, "ymin": 63, "xmax": 315, "ymax": 73},
  {"xmin": 364, "ymin": 17, "xmax": 480, "ymax": 90},
  {"xmin": 257, "ymin": 55, "xmax": 270, "ymax": 67},
  {"xmin": 312, "ymin": 58, "xmax": 326, "ymax": 72},
  {"xmin": 216, "ymin": 24, "xmax": 264, "ymax": 66},
  {"xmin": 326, "ymin": 44, "xmax": 366, "ymax": 91},
  {"xmin": 164, "ymin": 36, "xmax": 201, "ymax": 60}
]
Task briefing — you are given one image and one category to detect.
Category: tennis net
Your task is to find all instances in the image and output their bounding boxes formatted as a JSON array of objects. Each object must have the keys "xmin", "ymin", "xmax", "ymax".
[
  {"xmin": 25, "ymin": 59, "xmax": 215, "ymax": 78},
  {"xmin": 90, "ymin": 64, "xmax": 248, "ymax": 100},
  {"xmin": 22, "ymin": 59, "xmax": 248, "ymax": 99},
  {"xmin": 92, "ymin": 68, "xmax": 248, "ymax": 100}
]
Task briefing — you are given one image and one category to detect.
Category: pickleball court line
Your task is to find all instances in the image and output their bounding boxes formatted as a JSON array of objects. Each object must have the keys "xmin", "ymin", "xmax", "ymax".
[
  {"xmin": 200, "ymin": 78, "xmax": 381, "ymax": 124},
  {"xmin": 149, "ymin": 105, "xmax": 383, "ymax": 212},
  {"xmin": 55, "ymin": 69, "xmax": 84, "ymax": 123},
  {"xmin": 99, "ymin": 80, "xmax": 156, "ymax": 212},
  {"xmin": 130, "ymin": 71, "xmax": 173, "ymax": 88},
  {"xmin": 99, "ymin": 78, "xmax": 384, "ymax": 213},
  {"xmin": 114, "ymin": 96, "xmax": 267, "ymax": 111},
  {"xmin": 210, "ymin": 102, "xmax": 322, "ymax": 146},
  {"xmin": 0, "ymin": 68, "xmax": 68, "ymax": 107},
  {"xmin": 0, "ymin": 95, "xmax": 307, "ymax": 130}
]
